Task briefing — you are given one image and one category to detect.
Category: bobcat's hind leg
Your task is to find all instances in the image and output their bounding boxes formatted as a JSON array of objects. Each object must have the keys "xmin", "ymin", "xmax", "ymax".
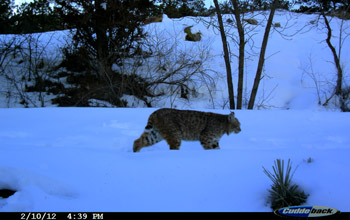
[
  {"xmin": 160, "ymin": 131, "xmax": 181, "ymax": 150},
  {"xmin": 165, "ymin": 135, "xmax": 181, "ymax": 150},
  {"xmin": 155, "ymin": 120, "xmax": 181, "ymax": 150}
]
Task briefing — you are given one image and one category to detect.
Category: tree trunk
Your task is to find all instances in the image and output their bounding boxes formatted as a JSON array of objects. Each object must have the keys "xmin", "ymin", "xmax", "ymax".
[
  {"xmin": 94, "ymin": 0, "xmax": 109, "ymax": 76},
  {"xmin": 248, "ymin": 1, "xmax": 277, "ymax": 109},
  {"xmin": 94, "ymin": 0, "xmax": 121, "ymax": 104},
  {"xmin": 231, "ymin": 0, "xmax": 245, "ymax": 109},
  {"xmin": 322, "ymin": 13, "xmax": 343, "ymax": 96},
  {"xmin": 213, "ymin": 0, "xmax": 235, "ymax": 109}
]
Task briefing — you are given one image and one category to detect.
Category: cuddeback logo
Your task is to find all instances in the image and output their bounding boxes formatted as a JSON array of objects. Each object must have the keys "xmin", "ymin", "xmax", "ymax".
[{"xmin": 275, "ymin": 205, "xmax": 340, "ymax": 218}]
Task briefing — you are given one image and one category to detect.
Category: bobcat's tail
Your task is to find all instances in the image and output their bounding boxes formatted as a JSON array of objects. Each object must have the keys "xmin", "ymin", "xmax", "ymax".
[{"xmin": 133, "ymin": 120, "xmax": 164, "ymax": 152}]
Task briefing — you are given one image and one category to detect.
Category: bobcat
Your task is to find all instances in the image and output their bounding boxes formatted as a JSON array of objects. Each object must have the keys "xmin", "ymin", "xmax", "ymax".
[{"xmin": 133, "ymin": 108, "xmax": 241, "ymax": 152}]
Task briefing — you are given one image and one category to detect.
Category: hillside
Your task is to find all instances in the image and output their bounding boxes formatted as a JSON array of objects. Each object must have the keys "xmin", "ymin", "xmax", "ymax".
[{"xmin": 1, "ymin": 11, "xmax": 350, "ymax": 109}]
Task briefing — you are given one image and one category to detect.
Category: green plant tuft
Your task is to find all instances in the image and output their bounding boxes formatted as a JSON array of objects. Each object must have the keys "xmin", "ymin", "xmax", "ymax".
[{"xmin": 263, "ymin": 159, "xmax": 308, "ymax": 210}]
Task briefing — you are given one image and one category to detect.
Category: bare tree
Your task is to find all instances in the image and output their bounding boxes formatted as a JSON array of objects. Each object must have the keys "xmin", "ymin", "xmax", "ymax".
[
  {"xmin": 231, "ymin": 0, "xmax": 245, "ymax": 109},
  {"xmin": 0, "ymin": 33, "xmax": 60, "ymax": 107},
  {"xmin": 213, "ymin": 0, "xmax": 236, "ymax": 109},
  {"xmin": 307, "ymin": 2, "xmax": 350, "ymax": 109},
  {"xmin": 207, "ymin": 0, "xmax": 282, "ymax": 109},
  {"xmin": 322, "ymin": 13, "xmax": 343, "ymax": 97},
  {"xmin": 248, "ymin": 0, "xmax": 278, "ymax": 109}
]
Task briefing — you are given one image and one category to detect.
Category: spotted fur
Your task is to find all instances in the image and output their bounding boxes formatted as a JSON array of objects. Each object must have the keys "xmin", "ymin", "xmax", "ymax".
[{"xmin": 133, "ymin": 108, "xmax": 241, "ymax": 152}]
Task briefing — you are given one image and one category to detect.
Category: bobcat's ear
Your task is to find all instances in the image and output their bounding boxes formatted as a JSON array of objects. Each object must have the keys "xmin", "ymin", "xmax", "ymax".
[{"xmin": 228, "ymin": 111, "xmax": 235, "ymax": 122}]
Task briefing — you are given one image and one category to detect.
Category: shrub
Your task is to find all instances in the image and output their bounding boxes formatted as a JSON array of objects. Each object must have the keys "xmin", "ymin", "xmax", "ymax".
[
  {"xmin": 340, "ymin": 86, "xmax": 350, "ymax": 112},
  {"xmin": 263, "ymin": 159, "xmax": 308, "ymax": 210}
]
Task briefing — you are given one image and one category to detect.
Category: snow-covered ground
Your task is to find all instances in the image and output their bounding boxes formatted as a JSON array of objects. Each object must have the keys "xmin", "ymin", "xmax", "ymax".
[{"xmin": 0, "ymin": 108, "xmax": 349, "ymax": 211}]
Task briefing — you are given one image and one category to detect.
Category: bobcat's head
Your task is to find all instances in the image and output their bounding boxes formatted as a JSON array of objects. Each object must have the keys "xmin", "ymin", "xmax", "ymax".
[{"xmin": 227, "ymin": 112, "xmax": 241, "ymax": 134}]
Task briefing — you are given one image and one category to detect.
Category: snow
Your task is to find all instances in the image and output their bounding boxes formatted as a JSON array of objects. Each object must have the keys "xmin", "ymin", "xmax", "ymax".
[
  {"xmin": 0, "ymin": 108, "xmax": 349, "ymax": 211},
  {"xmin": 2, "ymin": 12, "xmax": 350, "ymax": 109},
  {"xmin": 1, "ymin": 11, "xmax": 350, "ymax": 212}
]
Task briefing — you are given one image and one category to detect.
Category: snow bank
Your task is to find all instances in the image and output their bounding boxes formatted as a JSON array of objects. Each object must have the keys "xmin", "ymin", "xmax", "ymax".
[
  {"xmin": 1, "ymin": 11, "xmax": 350, "ymax": 109},
  {"xmin": 0, "ymin": 108, "xmax": 349, "ymax": 211}
]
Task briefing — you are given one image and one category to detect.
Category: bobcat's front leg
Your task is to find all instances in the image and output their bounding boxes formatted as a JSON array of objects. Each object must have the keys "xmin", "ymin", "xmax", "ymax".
[
  {"xmin": 199, "ymin": 132, "xmax": 220, "ymax": 150},
  {"xmin": 202, "ymin": 140, "xmax": 220, "ymax": 149}
]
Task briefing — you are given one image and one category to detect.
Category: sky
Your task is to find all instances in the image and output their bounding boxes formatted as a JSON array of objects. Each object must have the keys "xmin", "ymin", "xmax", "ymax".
[
  {"xmin": 14, "ymin": 0, "xmax": 33, "ymax": 5},
  {"xmin": 14, "ymin": 0, "xmax": 215, "ymax": 7}
]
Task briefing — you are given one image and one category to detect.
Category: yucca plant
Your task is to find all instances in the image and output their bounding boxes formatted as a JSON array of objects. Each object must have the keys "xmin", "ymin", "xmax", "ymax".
[{"xmin": 263, "ymin": 159, "xmax": 308, "ymax": 210}]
